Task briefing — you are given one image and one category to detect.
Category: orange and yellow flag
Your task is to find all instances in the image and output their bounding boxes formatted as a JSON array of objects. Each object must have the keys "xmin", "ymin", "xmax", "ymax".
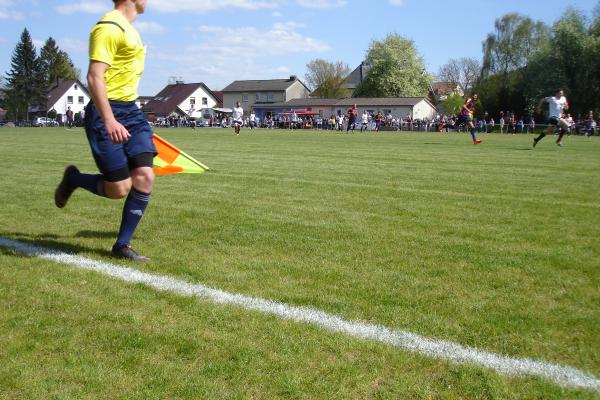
[{"xmin": 152, "ymin": 133, "xmax": 209, "ymax": 176}]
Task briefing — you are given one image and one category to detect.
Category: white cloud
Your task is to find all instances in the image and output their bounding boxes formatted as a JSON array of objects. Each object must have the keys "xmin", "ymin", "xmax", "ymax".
[
  {"xmin": 32, "ymin": 39, "xmax": 44, "ymax": 48},
  {"xmin": 272, "ymin": 10, "xmax": 282, "ymax": 17},
  {"xmin": 58, "ymin": 38, "xmax": 88, "ymax": 55},
  {"xmin": 0, "ymin": 0, "xmax": 23, "ymax": 19},
  {"xmin": 295, "ymin": 0, "xmax": 346, "ymax": 9},
  {"xmin": 56, "ymin": 1, "xmax": 110, "ymax": 15},
  {"xmin": 389, "ymin": 0, "xmax": 404, "ymax": 6},
  {"xmin": 134, "ymin": 21, "xmax": 167, "ymax": 35},
  {"xmin": 150, "ymin": 0, "xmax": 281, "ymax": 13},
  {"xmin": 144, "ymin": 22, "xmax": 328, "ymax": 90}
]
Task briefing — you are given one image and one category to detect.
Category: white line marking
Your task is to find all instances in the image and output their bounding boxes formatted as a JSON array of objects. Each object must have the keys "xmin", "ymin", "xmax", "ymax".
[{"xmin": 1, "ymin": 236, "xmax": 599, "ymax": 392}]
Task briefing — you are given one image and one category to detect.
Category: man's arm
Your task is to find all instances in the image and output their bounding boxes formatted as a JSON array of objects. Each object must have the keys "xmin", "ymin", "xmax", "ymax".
[
  {"xmin": 536, "ymin": 98, "xmax": 546, "ymax": 114},
  {"xmin": 87, "ymin": 60, "xmax": 131, "ymax": 144}
]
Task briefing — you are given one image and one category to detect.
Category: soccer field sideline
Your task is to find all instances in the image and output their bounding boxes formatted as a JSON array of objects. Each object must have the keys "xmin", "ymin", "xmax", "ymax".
[{"xmin": 2, "ymin": 236, "xmax": 599, "ymax": 393}]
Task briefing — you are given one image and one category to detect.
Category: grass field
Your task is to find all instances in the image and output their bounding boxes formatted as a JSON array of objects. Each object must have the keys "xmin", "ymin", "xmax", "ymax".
[{"xmin": 0, "ymin": 127, "xmax": 599, "ymax": 399}]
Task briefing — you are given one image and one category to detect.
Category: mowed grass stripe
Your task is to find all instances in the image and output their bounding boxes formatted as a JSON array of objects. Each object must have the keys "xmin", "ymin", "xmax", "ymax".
[
  {"xmin": 1, "ymin": 128, "xmax": 599, "ymax": 397},
  {"xmin": 1, "ymin": 236, "xmax": 599, "ymax": 392}
]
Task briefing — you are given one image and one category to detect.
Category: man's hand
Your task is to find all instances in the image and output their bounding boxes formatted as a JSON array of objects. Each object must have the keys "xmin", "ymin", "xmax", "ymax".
[{"xmin": 104, "ymin": 118, "xmax": 131, "ymax": 144}]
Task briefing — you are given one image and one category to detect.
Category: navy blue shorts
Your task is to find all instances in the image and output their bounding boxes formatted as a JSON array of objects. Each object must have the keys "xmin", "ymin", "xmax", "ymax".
[
  {"xmin": 85, "ymin": 101, "xmax": 157, "ymax": 181},
  {"xmin": 457, "ymin": 114, "xmax": 473, "ymax": 125}
]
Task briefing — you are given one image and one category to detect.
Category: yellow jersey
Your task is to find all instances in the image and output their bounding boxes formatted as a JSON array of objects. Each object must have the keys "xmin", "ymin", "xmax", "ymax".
[{"xmin": 89, "ymin": 10, "xmax": 145, "ymax": 102}]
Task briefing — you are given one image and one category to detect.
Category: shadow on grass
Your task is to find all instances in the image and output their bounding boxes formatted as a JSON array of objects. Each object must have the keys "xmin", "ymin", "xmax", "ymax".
[
  {"xmin": 0, "ymin": 231, "xmax": 112, "ymax": 258},
  {"xmin": 75, "ymin": 230, "xmax": 117, "ymax": 239}
]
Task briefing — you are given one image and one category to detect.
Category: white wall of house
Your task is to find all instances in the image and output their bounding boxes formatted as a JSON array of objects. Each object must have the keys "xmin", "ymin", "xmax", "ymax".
[
  {"xmin": 180, "ymin": 87, "xmax": 218, "ymax": 118},
  {"xmin": 285, "ymin": 81, "xmax": 311, "ymax": 103},
  {"xmin": 50, "ymin": 83, "xmax": 91, "ymax": 119},
  {"xmin": 412, "ymin": 100, "xmax": 437, "ymax": 120}
]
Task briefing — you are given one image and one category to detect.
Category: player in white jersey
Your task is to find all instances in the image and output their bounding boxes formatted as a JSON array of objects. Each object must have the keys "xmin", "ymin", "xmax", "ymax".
[
  {"xmin": 533, "ymin": 89, "xmax": 570, "ymax": 147},
  {"xmin": 232, "ymin": 101, "xmax": 244, "ymax": 135}
]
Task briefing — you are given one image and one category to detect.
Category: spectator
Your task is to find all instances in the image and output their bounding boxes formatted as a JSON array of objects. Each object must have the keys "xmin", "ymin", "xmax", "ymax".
[
  {"xmin": 586, "ymin": 111, "xmax": 596, "ymax": 137},
  {"xmin": 528, "ymin": 117, "xmax": 535, "ymax": 134}
]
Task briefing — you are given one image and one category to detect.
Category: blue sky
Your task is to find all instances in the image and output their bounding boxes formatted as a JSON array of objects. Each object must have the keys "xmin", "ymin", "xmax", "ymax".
[{"xmin": 0, "ymin": 0, "xmax": 597, "ymax": 96}]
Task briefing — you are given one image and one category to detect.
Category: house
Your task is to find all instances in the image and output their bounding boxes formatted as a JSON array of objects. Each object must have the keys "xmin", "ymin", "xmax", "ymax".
[
  {"xmin": 431, "ymin": 82, "xmax": 464, "ymax": 101},
  {"xmin": 251, "ymin": 97, "xmax": 438, "ymax": 122},
  {"xmin": 221, "ymin": 76, "xmax": 310, "ymax": 110},
  {"xmin": 0, "ymin": 107, "xmax": 6, "ymax": 122},
  {"xmin": 41, "ymin": 79, "xmax": 91, "ymax": 122},
  {"xmin": 142, "ymin": 82, "xmax": 220, "ymax": 120},
  {"xmin": 341, "ymin": 62, "xmax": 370, "ymax": 92},
  {"xmin": 135, "ymin": 95, "xmax": 154, "ymax": 109}
]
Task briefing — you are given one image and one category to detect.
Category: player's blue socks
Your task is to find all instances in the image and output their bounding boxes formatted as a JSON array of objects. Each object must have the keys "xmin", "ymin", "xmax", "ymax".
[
  {"xmin": 71, "ymin": 172, "xmax": 105, "ymax": 197},
  {"xmin": 470, "ymin": 128, "xmax": 477, "ymax": 141},
  {"xmin": 114, "ymin": 187, "xmax": 151, "ymax": 250}
]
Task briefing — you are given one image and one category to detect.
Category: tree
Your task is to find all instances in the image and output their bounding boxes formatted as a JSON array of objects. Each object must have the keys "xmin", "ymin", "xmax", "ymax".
[
  {"xmin": 437, "ymin": 57, "xmax": 481, "ymax": 91},
  {"xmin": 39, "ymin": 37, "xmax": 80, "ymax": 86},
  {"xmin": 443, "ymin": 93, "xmax": 465, "ymax": 116},
  {"xmin": 482, "ymin": 13, "xmax": 549, "ymax": 78},
  {"xmin": 305, "ymin": 59, "xmax": 351, "ymax": 98},
  {"xmin": 524, "ymin": 8, "xmax": 600, "ymax": 115},
  {"xmin": 353, "ymin": 33, "xmax": 431, "ymax": 98},
  {"xmin": 4, "ymin": 29, "xmax": 45, "ymax": 121}
]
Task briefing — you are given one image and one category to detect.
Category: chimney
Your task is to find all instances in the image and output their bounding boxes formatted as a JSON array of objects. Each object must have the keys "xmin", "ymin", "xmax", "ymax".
[{"xmin": 289, "ymin": 75, "xmax": 297, "ymax": 81}]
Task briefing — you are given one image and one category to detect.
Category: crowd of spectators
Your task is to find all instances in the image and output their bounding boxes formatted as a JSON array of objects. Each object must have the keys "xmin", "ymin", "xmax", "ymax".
[{"xmin": 149, "ymin": 110, "xmax": 599, "ymax": 136}]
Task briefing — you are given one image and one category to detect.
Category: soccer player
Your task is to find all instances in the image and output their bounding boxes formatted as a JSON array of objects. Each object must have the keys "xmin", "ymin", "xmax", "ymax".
[
  {"xmin": 232, "ymin": 101, "xmax": 244, "ymax": 135},
  {"xmin": 533, "ymin": 89, "xmax": 570, "ymax": 147},
  {"xmin": 54, "ymin": 0, "xmax": 155, "ymax": 261},
  {"xmin": 360, "ymin": 110, "xmax": 369, "ymax": 132},
  {"xmin": 457, "ymin": 93, "xmax": 482, "ymax": 144},
  {"xmin": 347, "ymin": 104, "xmax": 358, "ymax": 132}
]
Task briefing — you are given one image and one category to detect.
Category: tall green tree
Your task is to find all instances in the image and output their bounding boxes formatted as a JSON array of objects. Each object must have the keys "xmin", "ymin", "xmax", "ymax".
[
  {"xmin": 39, "ymin": 37, "xmax": 80, "ymax": 87},
  {"xmin": 5, "ymin": 29, "xmax": 45, "ymax": 121},
  {"xmin": 305, "ymin": 59, "xmax": 351, "ymax": 98},
  {"xmin": 524, "ymin": 7, "xmax": 600, "ymax": 115},
  {"xmin": 353, "ymin": 33, "xmax": 431, "ymax": 98},
  {"xmin": 482, "ymin": 13, "xmax": 550, "ymax": 78}
]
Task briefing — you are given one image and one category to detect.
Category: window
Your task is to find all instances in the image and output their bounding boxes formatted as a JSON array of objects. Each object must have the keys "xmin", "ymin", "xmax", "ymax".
[
  {"xmin": 78, "ymin": 96, "xmax": 84, "ymax": 104},
  {"xmin": 267, "ymin": 92, "xmax": 273, "ymax": 102},
  {"xmin": 202, "ymin": 97, "xmax": 208, "ymax": 106},
  {"xmin": 74, "ymin": 84, "xmax": 78, "ymax": 90},
  {"xmin": 67, "ymin": 96, "xmax": 73, "ymax": 104},
  {"xmin": 242, "ymin": 94, "xmax": 249, "ymax": 103},
  {"xmin": 255, "ymin": 93, "xmax": 261, "ymax": 102},
  {"xmin": 190, "ymin": 97, "xmax": 195, "ymax": 106}
]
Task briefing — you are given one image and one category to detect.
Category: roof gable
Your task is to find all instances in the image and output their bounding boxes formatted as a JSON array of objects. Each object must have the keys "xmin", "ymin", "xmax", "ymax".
[
  {"xmin": 222, "ymin": 77, "xmax": 309, "ymax": 93},
  {"xmin": 142, "ymin": 82, "xmax": 217, "ymax": 115},
  {"xmin": 45, "ymin": 79, "xmax": 89, "ymax": 110}
]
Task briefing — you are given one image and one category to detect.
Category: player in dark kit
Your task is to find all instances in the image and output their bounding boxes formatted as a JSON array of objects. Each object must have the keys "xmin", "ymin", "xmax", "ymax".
[
  {"xmin": 346, "ymin": 104, "xmax": 358, "ymax": 132},
  {"xmin": 457, "ymin": 93, "xmax": 482, "ymax": 145},
  {"xmin": 54, "ymin": 0, "xmax": 155, "ymax": 261}
]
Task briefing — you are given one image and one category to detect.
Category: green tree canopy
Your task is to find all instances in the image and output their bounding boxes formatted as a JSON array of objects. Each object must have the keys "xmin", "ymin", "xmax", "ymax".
[
  {"xmin": 305, "ymin": 59, "xmax": 351, "ymax": 98},
  {"xmin": 524, "ymin": 7, "xmax": 600, "ymax": 115},
  {"xmin": 5, "ymin": 28, "xmax": 45, "ymax": 120},
  {"xmin": 39, "ymin": 37, "xmax": 80, "ymax": 86},
  {"xmin": 482, "ymin": 13, "xmax": 550, "ymax": 78},
  {"xmin": 353, "ymin": 33, "xmax": 431, "ymax": 98}
]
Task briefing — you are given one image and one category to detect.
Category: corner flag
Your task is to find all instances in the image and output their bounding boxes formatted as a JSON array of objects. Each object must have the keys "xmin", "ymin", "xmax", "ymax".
[{"xmin": 152, "ymin": 133, "xmax": 209, "ymax": 176}]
